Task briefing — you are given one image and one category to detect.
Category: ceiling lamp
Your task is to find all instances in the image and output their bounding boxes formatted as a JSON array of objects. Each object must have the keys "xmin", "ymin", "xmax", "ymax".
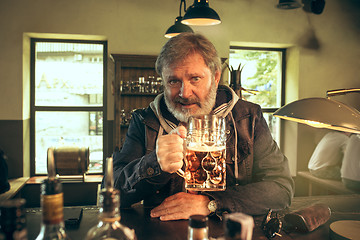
[
  {"xmin": 273, "ymin": 88, "xmax": 360, "ymax": 134},
  {"xmin": 165, "ymin": 0, "xmax": 194, "ymax": 38},
  {"xmin": 276, "ymin": 0, "xmax": 303, "ymax": 9},
  {"xmin": 182, "ymin": 0, "xmax": 221, "ymax": 26}
]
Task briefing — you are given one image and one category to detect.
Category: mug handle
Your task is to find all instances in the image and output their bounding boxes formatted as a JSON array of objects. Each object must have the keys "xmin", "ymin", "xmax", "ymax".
[{"xmin": 176, "ymin": 169, "xmax": 184, "ymax": 178}]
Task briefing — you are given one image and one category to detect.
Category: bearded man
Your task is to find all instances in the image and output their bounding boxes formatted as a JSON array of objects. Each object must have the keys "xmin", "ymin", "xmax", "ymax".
[{"xmin": 109, "ymin": 33, "xmax": 294, "ymax": 221}]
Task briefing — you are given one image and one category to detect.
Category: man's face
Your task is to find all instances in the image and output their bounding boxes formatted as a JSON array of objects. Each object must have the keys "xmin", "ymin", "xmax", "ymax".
[{"xmin": 162, "ymin": 53, "xmax": 220, "ymax": 123}]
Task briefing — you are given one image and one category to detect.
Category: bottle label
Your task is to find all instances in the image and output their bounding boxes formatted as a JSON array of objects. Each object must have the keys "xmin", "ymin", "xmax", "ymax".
[{"xmin": 41, "ymin": 192, "xmax": 64, "ymax": 224}]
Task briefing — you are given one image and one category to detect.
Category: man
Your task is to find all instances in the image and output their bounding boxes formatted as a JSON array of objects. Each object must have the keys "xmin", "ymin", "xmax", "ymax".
[
  {"xmin": 341, "ymin": 134, "xmax": 360, "ymax": 192},
  {"xmin": 111, "ymin": 33, "xmax": 294, "ymax": 221},
  {"xmin": 308, "ymin": 131, "xmax": 349, "ymax": 180}
]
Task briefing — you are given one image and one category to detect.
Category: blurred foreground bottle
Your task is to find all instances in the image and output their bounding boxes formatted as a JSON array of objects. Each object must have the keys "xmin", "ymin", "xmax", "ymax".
[
  {"xmin": 35, "ymin": 148, "xmax": 70, "ymax": 240},
  {"xmin": 0, "ymin": 199, "xmax": 27, "ymax": 240},
  {"xmin": 35, "ymin": 178, "xmax": 70, "ymax": 240},
  {"xmin": 85, "ymin": 157, "xmax": 136, "ymax": 240},
  {"xmin": 187, "ymin": 215, "xmax": 209, "ymax": 240},
  {"xmin": 224, "ymin": 212, "xmax": 254, "ymax": 240}
]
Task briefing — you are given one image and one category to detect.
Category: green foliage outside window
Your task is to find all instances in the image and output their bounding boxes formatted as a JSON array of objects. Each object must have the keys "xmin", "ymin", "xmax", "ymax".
[
  {"xmin": 229, "ymin": 47, "xmax": 284, "ymax": 145},
  {"xmin": 229, "ymin": 49, "xmax": 282, "ymax": 108}
]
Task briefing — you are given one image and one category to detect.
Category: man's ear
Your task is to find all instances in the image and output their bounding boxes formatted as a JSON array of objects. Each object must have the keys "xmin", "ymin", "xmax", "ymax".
[{"xmin": 214, "ymin": 71, "xmax": 221, "ymax": 86}]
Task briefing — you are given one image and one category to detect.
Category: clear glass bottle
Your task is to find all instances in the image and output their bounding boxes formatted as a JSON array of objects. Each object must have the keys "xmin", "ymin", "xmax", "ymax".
[
  {"xmin": 0, "ymin": 198, "xmax": 28, "ymax": 240},
  {"xmin": 35, "ymin": 178, "xmax": 70, "ymax": 240},
  {"xmin": 187, "ymin": 215, "xmax": 209, "ymax": 240},
  {"xmin": 85, "ymin": 157, "xmax": 136, "ymax": 240}
]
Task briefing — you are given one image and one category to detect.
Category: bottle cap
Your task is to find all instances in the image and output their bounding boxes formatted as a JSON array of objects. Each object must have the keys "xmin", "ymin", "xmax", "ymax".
[{"xmin": 189, "ymin": 215, "xmax": 208, "ymax": 228}]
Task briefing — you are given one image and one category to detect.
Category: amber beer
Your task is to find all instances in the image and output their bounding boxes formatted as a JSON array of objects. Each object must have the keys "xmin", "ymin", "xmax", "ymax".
[{"xmin": 184, "ymin": 145, "xmax": 226, "ymax": 191}]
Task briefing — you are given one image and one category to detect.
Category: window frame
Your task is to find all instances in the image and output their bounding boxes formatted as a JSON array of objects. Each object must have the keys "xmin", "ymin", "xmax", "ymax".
[
  {"xmin": 229, "ymin": 46, "xmax": 286, "ymax": 144},
  {"xmin": 30, "ymin": 38, "xmax": 108, "ymax": 176}
]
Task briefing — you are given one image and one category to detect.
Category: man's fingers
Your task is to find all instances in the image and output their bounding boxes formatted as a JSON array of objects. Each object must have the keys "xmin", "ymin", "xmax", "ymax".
[
  {"xmin": 169, "ymin": 126, "xmax": 187, "ymax": 138},
  {"xmin": 159, "ymin": 212, "xmax": 187, "ymax": 221},
  {"xmin": 150, "ymin": 192, "xmax": 210, "ymax": 221}
]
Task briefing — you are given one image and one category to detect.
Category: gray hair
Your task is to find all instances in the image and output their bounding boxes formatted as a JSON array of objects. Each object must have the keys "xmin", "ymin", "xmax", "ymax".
[{"xmin": 155, "ymin": 33, "xmax": 221, "ymax": 78}]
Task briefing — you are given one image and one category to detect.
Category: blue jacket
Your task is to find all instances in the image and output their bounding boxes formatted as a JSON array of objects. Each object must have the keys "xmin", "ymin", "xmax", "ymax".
[{"xmin": 111, "ymin": 85, "xmax": 294, "ymax": 216}]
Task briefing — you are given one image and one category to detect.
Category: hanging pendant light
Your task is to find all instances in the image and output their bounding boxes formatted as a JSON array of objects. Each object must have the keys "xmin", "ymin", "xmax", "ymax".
[
  {"xmin": 276, "ymin": 0, "xmax": 303, "ymax": 9},
  {"xmin": 182, "ymin": 0, "xmax": 221, "ymax": 26},
  {"xmin": 165, "ymin": 16, "xmax": 194, "ymax": 38},
  {"xmin": 164, "ymin": 0, "xmax": 194, "ymax": 38}
]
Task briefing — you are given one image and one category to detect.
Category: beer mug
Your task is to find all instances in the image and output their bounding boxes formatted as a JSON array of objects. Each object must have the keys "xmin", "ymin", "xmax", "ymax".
[{"xmin": 178, "ymin": 114, "xmax": 227, "ymax": 191}]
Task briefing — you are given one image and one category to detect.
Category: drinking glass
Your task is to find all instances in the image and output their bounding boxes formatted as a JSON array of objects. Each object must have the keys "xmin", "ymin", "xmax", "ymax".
[{"xmin": 178, "ymin": 114, "xmax": 227, "ymax": 191}]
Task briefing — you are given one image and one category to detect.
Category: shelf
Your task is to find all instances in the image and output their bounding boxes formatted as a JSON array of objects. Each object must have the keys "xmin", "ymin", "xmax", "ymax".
[{"xmin": 112, "ymin": 54, "xmax": 159, "ymax": 149}]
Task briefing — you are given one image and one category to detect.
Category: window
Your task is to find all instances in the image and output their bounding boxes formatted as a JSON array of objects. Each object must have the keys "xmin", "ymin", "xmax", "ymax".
[
  {"xmin": 31, "ymin": 39, "xmax": 107, "ymax": 175},
  {"xmin": 229, "ymin": 46, "xmax": 285, "ymax": 144}
]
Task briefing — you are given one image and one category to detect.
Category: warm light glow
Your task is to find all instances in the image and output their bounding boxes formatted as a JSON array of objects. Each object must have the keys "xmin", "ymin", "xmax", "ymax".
[
  {"xmin": 181, "ymin": 18, "xmax": 221, "ymax": 26},
  {"xmin": 164, "ymin": 32, "xmax": 180, "ymax": 38},
  {"xmin": 304, "ymin": 120, "xmax": 332, "ymax": 128}
]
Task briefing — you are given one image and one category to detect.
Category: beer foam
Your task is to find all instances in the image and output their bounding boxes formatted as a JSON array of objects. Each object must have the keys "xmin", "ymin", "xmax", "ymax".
[{"xmin": 187, "ymin": 144, "xmax": 225, "ymax": 152}]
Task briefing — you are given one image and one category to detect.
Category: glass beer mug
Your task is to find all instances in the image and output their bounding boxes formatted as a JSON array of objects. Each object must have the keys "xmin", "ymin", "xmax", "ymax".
[{"xmin": 178, "ymin": 114, "xmax": 227, "ymax": 191}]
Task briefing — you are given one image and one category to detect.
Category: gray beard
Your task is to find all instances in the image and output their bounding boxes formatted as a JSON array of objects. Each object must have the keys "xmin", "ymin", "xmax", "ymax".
[{"xmin": 164, "ymin": 83, "xmax": 218, "ymax": 123}]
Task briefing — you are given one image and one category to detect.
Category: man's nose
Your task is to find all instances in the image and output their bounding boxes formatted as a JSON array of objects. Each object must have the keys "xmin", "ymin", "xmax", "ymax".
[{"xmin": 179, "ymin": 81, "xmax": 193, "ymax": 99}]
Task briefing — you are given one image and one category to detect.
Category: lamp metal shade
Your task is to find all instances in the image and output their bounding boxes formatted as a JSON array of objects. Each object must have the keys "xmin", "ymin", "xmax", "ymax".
[
  {"xmin": 276, "ymin": 0, "xmax": 303, "ymax": 9},
  {"xmin": 182, "ymin": 0, "xmax": 221, "ymax": 26},
  {"xmin": 273, "ymin": 98, "xmax": 360, "ymax": 134},
  {"xmin": 165, "ymin": 16, "xmax": 194, "ymax": 38}
]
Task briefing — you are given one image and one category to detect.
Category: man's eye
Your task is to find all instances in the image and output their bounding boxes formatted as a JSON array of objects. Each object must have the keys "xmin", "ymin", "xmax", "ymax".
[
  {"xmin": 191, "ymin": 77, "xmax": 201, "ymax": 82},
  {"xmin": 168, "ymin": 79, "xmax": 181, "ymax": 86}
]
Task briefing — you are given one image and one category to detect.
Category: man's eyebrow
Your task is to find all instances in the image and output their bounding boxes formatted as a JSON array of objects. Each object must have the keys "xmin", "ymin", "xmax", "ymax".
[{"xmin": 185, "ymin": 72, "xmax": 204, "ymax": 78}]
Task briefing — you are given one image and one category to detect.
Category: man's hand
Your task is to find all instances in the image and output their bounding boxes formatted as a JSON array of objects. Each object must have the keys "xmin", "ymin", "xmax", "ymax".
[
  {"xmin": 150, "ymin": 192, "xmax": 211, "ymax": 221},
  {"xmin": 156, "ymin": 126, "xmax": 186, "ymax": 173}
]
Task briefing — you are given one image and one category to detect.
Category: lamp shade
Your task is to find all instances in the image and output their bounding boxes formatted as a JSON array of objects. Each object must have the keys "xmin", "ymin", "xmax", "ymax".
[
  {"xmin": 273, "ymin": 98, "xmax": 360, "ymax": 134},
  {"xmin": 276, "ymin": 0, "xmax": 303, "ymax": 9},
  {"xmin": 165, "ymin": 16, "xmax": 194, "ymax": 38},
  {"xmin": 182, "ymin": 0, "xmax": 221, "ymax": 26}
]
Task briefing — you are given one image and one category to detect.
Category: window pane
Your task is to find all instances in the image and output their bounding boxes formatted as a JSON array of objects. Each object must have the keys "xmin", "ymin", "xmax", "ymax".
[
  {"xmin": 35, "ymin": 111, "xmax": 103, "ymax": 174},
  {"xmin": 35, "ymin": 42, "xmax": 104, "ymax": 107},
  {"xmin": 229, "ymin": 49, "xmax": 282, "ymax": 108}
]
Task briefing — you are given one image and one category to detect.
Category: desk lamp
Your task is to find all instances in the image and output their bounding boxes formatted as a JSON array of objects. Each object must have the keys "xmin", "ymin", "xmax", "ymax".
[
  {"xmin": 273, "ymin": 88, "xmax": 360, "ymax": 134},
  {"xmin": 273, "ymin": 88, "xmax": 360, "ymax": 239}
]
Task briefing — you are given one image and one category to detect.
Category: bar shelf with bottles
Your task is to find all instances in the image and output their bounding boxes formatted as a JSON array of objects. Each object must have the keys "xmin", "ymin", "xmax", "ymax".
[{"xmin": 111, "ymin": 54, "xmax": 161, "ymax": 149}]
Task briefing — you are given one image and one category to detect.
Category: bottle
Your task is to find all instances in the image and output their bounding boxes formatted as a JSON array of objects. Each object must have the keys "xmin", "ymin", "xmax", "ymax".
[
  {"xmin": 0, "ymin": 198, "xmax": 27, "ymax": 240},
  {"xmin": 85, "ymin": 157, "xmax": 136, "ymax": 240},
  {"xmin": 35, "ymin": 178, "xmax": 70, "ymax": 240},
  {"xmin": 187, "ymin": 215, "xmax": 209, "ymax": 240},
  {"xmin": 224, "ymin": 212, "xmax": 254, "ymax": 240}
]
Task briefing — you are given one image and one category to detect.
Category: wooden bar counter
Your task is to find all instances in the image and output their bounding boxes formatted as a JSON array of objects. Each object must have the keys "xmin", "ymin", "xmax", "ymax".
[{"xmin": 26, "ymin": 194, "xmax": 360, "ymax": 240}]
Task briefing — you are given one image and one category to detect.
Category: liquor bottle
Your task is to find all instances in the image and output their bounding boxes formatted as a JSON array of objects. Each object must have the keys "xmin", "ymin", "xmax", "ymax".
[
  {"xmin": 187, "ymin": 215, "xmax": 209, "ymax": 240},
  {"xmin": 35, "ymin": 178, "xmax": 70, "ymax": 240},
  {"xmin": 0, "ymin": 198, "xmax": 27, "ymax": 240},
  {"xmin": 85, "ymin": 157, "xmax": 136, "ymax": 240}
]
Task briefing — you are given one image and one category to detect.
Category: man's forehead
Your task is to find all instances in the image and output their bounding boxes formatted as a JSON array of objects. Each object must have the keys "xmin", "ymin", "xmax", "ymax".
[
  {"xmin": 162, "ymin": 67, "xmax": 208, "ymax": 79},
  {"xmin": 162, "ymin": 55, "xmax": 209, "ymax": 78}
]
